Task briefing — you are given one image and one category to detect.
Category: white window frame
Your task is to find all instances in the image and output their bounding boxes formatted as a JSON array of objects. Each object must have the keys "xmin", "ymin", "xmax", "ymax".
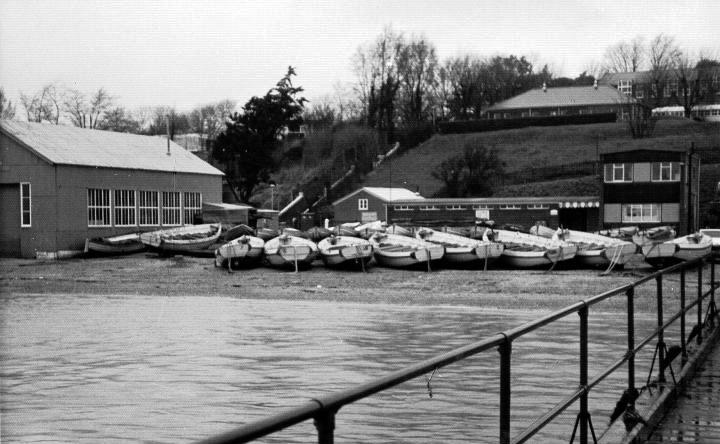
[
  {"xmin": 393, "ymin": 205, "xmax": 412, "ymax": 211},
  {"xmin": 622, "ymin": 203, "xmax": 660, "ymax": 223},
  {"xmin": 161, "ymin": 191, "xmax": 182, "ymax": 226},
  {"xmin": 499, "ymin": 204, "xmax": 521, "ymax": 210},
  {"xmin": 20, "ymin": 182, "xmax": 31, "ymax": 227},
  {"xmin": 472, "ymin": 204, "xmax": 494, "ymax": 210},
  {"xmin": 527, "ymin": 204, "xmax": 550, "ymax": 210},
  {"xmin": 87, "ymin": 188, "xmax": 112, "ymax": 227},
  {"xmin": 139, "ymin": 190, "xmax": 159, "ymax": 226},
  {"xmin": 114, "ymin": 189, "xmax": 137, "ymax": 227},
  {"xmin": 183, "ymin": 192, "xmax": 202, "ymax": 225},
  {"xmin": 358, "ymin": 198, "xmax": 368, "ymax": 211},
  {"xmin": 604, "ymin": 163, "xmax": 633, "ymax": 183},
  {"xmin": 651, "ymin": 162, "xmax": 681, "ymax": 182},
  {"xmin": 446, "ymin": 205, "xmax": 465, "ymax": 210},
  {"xmin": 419, "ymin": 205, "xmax": 440, "ymax": 211}
]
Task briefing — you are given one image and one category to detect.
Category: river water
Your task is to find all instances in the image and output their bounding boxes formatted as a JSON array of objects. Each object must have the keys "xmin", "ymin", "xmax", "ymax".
[{"xmin": 1, "ymin": 293, "xmax": 662, "ymax": 443}]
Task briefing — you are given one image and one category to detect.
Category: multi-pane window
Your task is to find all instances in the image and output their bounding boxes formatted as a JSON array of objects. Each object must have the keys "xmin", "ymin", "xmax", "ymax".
[
  {"xmin": 499, "ymin": 204, "xmax": 521, "ymax": 210},
  {"xmin": 472, "ymin": 204, "xmax": 494, "ymax": 209},
  {"xmin": 622, "ymin": 204, "xmax": 660, "ymax": 223},
  {"xmin": 88, "ymin": 188, "xmax": 111, "ymax": 227},
  {"xmin": 139, "ymin": 190, "xmax": 159, "ymax": 226},
  {"xmin": 358, "ymin": 198, "xmax": 368, "ymax": 210},
  {"xmin": 183, "ymin": 192, "xmax": 202, "ymax": 224},
  {"xmin": 527, "ymin": 204, "xmax": 549, "ymax": 210},
  {"xmin": 162, "ymin": 191, "xmax": 181, "ymax": 226},
  {"xmin": 393, "ymin": 205, "xmax": 412, "ymax": 211},
  {"xmin": 446, "ymin": 205, "xmax": 465, "ymax": 210},
  {"xmin": 114, "ymin": 190, "xmax": 136, "ymax": 226},
  {"xmin": 419, "ymin": 205, "xmax": 440, "ymax": 211},
  {"xmin": 20, "ymin": 182, "xmax": 31, "ymax": 227},
  {"xmin": 651, "ymin": 162, "xmax": 681, "ymax": 182},
  {"xmin": 604, "ymin": 163, "xmax": 633, "ymax": 182},
  {"xmin": 618, "ymin": 80, "xmax": 633, "ymax": 96}
]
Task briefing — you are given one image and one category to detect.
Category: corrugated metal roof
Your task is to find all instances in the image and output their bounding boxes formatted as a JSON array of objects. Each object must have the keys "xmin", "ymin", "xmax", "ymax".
[
  {"xmin": 0, "ymin": 120, "xmax": 224, "ymax": 176},
  {"xmin": 486, "ymin": 85, "xmax": 631, "ymax": 111}
]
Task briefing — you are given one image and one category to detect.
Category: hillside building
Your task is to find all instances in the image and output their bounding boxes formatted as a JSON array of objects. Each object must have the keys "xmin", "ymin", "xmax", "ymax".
[
  {"xmin": 485, "ymin": 83, "xmax": 632, "ymax": 120},
  {"xmin": 600, "ymin": 146, "xmax": 699, "ymax": 235},
  {"xmin": 0, "ymin": 120, "xmax": 224, "ymax": 258},
  {"xmin": 332, "ymin": 187, "xmax": 424, "ymax": 224}
]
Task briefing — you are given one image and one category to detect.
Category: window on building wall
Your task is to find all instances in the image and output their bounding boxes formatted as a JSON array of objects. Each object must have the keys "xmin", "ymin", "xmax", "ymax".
[
  {"xmin": 183, "ymin": 192, "xmax": 202, "ymax": 224},
  {"xmin": 358, "ymin": 198, "xmax": 368, "ymax": 210},
  {"xmin": 419, "ymin": 205, "xmax": 440, "ymax": 211},
  {"xmin": 651, "ymin": 162, "xmax": 681, "ymax": 182},
  {"xmin": 604, "ymin": 163, "xmax": 633, "ymax": 182},
  {"xmin": 20, "ymin": 182, "xmax": 31, "ymax": 227},
  {"xmin": 114, "ymin": 190, "xmax": 136, "ymax": 226},
  {"xmin": 446, "ymin": 205, "xmax": 465, "ymax": 210},
  {"xmin": 618, "ymin": 80, "xmax": 633, "ymax": 96},
  {"xmin": 162, "ymin": 191, "xmax": 181, "ymax": 226},
  {"xmin": 472, "ymin": 204, "xmax": 494, "ymax": 209},
  {"xmin": 527, "ymin": 204, "xmax": 549, "ymax": 210},
  {"xmin": 139, "ymin": 190, "xmax": 159, "ymax": 226},
  {"xmin": 393, "ymin": 205, "xmax": 412, "ymax": 211},
  {"xmin": 499, "ymin": 204, "xmax": 521, "ymax": 210},
  {"xmin": 88, "ymin": 188, "xmax": 111, "ymax": 227},
  {"xmin": 622, "ymin": 203, "xmax": 660, "ymax": 223}
]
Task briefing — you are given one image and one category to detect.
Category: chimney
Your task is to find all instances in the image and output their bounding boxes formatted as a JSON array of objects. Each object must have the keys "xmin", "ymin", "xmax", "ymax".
[
  {"xmin": 594, "ymin": 79, "xmax": 598, "ymax": 90},
  {"xmin": 542, "ymin": 82, "xmax": 547, "ymax": 93}
]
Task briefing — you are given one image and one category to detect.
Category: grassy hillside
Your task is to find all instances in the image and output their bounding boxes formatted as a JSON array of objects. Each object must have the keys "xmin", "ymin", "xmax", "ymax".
[{"xmin": 362, "ymin": 119, "xmax": 720, "ymax": 197}]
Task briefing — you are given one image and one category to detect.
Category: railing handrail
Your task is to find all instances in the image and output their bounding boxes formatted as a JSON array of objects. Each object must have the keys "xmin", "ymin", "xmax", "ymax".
[{"xmin": 197, "ymin": 254, "xmax": 717, "ymax": 444}]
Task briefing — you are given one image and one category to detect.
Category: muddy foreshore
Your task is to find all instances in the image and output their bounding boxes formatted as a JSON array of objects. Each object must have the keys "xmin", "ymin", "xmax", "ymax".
[{"xmin": 0, "ymin": 253, "xmax": 676, "ymax": 312}]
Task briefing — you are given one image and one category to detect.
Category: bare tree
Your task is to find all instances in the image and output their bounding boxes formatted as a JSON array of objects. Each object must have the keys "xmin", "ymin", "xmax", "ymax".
[
  {"xmin": 20, "ymin": 84, "xmax": 62, "ymax": 124},
  {"xmin": 63, "ymin": 89, "xmax": 89, "ymax": 127},
  {"xmin": 0, "ymin": 87, "xmax": 16, "ymax": 119},
  {"xmin": 87, "ymin": 88, "xmax": 114, "ymax": 128},
  {"xmin": 396, "ymin": 34, "xmax": 438, "ymax": 122},
  {"xmin": 603, "ymin": 36, "xmax": 645, "ymax": 73},
  {"xmin": 647, "ymin": 33, "xmax": 681, "ymax": 106}
]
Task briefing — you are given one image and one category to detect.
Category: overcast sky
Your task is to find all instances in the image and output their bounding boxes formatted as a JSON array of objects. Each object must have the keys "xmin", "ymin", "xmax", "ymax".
[{"xmin": 1, "ymin": 0, "xmax": 718, "ymax": 113}]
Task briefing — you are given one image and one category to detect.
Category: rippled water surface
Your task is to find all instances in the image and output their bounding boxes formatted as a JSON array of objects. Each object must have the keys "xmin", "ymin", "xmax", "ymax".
[{"xmin": 1, "ymin": 293, "xmax": 661, "ymax": 443}]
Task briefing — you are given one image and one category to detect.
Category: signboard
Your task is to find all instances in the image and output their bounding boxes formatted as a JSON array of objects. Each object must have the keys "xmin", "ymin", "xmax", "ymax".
[
  {"xmin": 475, "ymin": 209, "xmax": 490, "ymax": 220},
  {"xmin": 361, "ymin": 211, "xmax": 378, "ymax": 223}
]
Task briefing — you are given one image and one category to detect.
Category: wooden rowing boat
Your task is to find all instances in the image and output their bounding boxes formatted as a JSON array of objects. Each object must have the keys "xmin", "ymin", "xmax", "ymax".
[
  {"xmin": 317, "ymin": 235, "xmax": 373, "ymax": 269},
  {"xmin": 263, "ymin": 234, "xmax": 319, "ymax": 270},
  {"xmin": 215, "ymin": 234, "xmax": 265, "ymax": 270},
  {"xmin": 369, "ymin": 233, "xmax": 444, "ymax": 269},
  {"xmin": 491, "ymin": 229, "xmax": 577, "ymax": 268},
  {"xmin": 139, "ymin": 223, "xmax": 222, "ymax": 254},
  {"xmin": 84, "ymin": 233, "xmax": 145, "ymax": 256},
  {"xmin": 531, "ymin": 225, "xmax": 637, "ymax": 268},
  {"xmin": 415, "ymin": 227, "xmax": 503, "ymax": 268}
]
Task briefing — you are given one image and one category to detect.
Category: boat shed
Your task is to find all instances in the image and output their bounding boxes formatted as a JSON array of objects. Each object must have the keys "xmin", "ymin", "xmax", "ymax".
[
  {"xmin": 385, "ymin": 196, "xmax": 600, "ymax": 232},
  {"xmin": 332, "ymin": 187, "xmax": 425, "ymax": 224},
  {"xmin": 0, "ymin": 120, "xmax": 224, "ymax": 258}
]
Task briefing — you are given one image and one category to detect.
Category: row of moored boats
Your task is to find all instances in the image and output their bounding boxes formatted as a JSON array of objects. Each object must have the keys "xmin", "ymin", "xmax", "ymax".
[{"xmin": 84, "ymin": 221, "xmax": 714, "ymax": 272}]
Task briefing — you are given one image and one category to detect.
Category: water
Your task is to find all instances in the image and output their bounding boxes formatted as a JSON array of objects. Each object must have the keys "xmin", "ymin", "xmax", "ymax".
[{"xmin": 1, "ymin": 293, "xmax": 659, "ymax": 443}]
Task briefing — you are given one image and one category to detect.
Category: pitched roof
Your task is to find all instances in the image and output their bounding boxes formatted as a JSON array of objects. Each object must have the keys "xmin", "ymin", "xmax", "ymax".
[
  {"xmin": 486, "ymin": 85, "xmax": 631, "ymax": 111},
  {"xmin": 332, "ymin": 187, "xmax": 425, "ymax": 206},
  {"xmin": 0, "ymin": 120, "xmax": 223, "ymax": 176}
]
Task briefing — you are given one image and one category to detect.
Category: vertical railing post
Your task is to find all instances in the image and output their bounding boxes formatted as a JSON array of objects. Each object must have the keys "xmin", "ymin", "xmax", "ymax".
[
  {"xmin": 314, "ymin": 410, "xmax": 335, "ymax": 444},
  {"xmin": 711, "ymin": 258, "xmax": 717, "ymax": 326},
  {"xmin": 499, "ymin": 337, "xmax": 512, "ymax": 444},
  {"xmin": 656, "ymin": 275, "xmax": 666, "ymax": 384},
  {"xmin": 697, "ymin": 262, "xmax": 703, "ymax": 344},
  {"xmin": 680, "ymin": 268, "xmax": 687, "ymax": 364},
  {"xmin": 579, "ymin": 304, "xmax": 589, "ymax": 444},
  {"xmin": 626, "ymin": 287, "xmax": 635, "ymax": 391}
]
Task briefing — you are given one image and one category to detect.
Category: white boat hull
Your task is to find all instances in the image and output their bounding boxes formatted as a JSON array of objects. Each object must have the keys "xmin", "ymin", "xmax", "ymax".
[
  {"xmin": 444, "ymin": 244, "xmax": 504, "ymax": 265},
  {"xmin": 500, "ymin": 250, "xmax": 552, "ymax": 268},
  {"xmin": 263, "ymin": 236, "xmax": 319, "ymax": 269},
  {"xmin": 373, "ymin": 246, "xmax": 444, "ymax": 268},
  {"xmin": 319, "ymin": 242, "xmax": 374, "ymax": 268}
]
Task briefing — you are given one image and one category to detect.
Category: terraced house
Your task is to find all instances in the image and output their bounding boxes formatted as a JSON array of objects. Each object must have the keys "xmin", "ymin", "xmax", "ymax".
[{"xmin": 0, "ymin": 120, "xmax": 224, "ymax": 258}]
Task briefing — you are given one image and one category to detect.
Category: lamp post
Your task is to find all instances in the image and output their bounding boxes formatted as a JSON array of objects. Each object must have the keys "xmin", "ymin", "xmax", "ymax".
[{"xmin": 270, "ymin": 183, "xmax": 276, "ymax": 211}]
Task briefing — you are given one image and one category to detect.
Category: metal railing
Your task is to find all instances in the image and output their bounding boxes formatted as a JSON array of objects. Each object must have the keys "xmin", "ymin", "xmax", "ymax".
[{"xmin": 197, "ymin": 255, "xmax": 720, "ymax": 444}]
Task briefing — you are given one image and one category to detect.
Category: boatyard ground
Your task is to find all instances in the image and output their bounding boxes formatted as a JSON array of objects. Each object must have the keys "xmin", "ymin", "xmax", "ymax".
[{"xmin": 0, "ymin": 253, "xmax": 679, "ymax": 312}]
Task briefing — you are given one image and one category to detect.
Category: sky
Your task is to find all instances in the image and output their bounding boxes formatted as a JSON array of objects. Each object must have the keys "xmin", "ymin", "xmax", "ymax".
[{"xmin": 1, "ymin": 0, "xmax": 719, "ymax": 114}]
